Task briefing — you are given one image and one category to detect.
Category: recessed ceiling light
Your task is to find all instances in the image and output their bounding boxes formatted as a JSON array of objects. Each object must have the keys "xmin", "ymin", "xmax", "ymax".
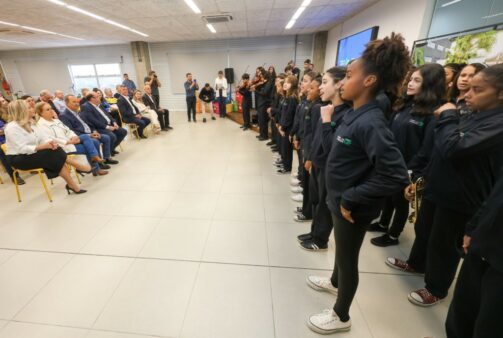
[
  {"xmin": 184, "ymin": 0, "xmax": 202, "ymax": 14},
  {"xmin": 441, "ymin": 0, "xmax": 462, "ymax": 7},
  {"xmin": 46, "ymin": 0, "xmax": 148, "ymax": 37},
  {"xmin": 206, "ymin": 23, "xmax": 216, "ymax": 33},
  {"xmin": 285, "ymin": 0, "xmax": 311, "ymax": 29},
  {"xmin": 0, "ymin": 38, "xmax": 26, "ymax": 44}
]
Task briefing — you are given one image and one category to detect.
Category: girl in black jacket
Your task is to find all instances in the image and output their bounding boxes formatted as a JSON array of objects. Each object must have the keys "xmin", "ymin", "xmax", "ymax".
[
  {"xmin": 370, "ymin": 63, "xmax": 446, "ymax": 247},
  {"xmin": 276, "ymin": 75, "xmax": 299, "ymax": 174},
  {"xmin": 306, "ymin": 33, "xmax": 410, "ymax": 335},
  {"xmin": 443, "ymin": 64, "xmax": 503, "ymax": 338}
]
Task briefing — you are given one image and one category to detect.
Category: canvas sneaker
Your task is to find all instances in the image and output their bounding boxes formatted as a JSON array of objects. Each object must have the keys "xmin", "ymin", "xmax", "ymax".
[
  {"xmin": 307, "ymin": 309, "xmax": 351, "ymax": 334},
  {"xmin": 306, "ymin": 276, "xmax": 338, "ymax": 295},
  {"xmin": 408, "ymin": 288, "xmax": 442, "ymax": 307}
]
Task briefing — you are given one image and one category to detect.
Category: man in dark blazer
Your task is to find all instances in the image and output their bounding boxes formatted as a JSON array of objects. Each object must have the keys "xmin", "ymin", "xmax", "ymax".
[
  {"xmin": 80, "ymin": 91, "xmax": 127, "ymax": 154},
  {"xmin": 58, "ymin": 94, "xmax": 114, "ymax": 173},
  {"xmin": 142, "ymin": 84, "xmax": 171, "ymax": 130},
  {"xmin": 116, "ymin": 85, "xmax": 150, "ymax": 138}
]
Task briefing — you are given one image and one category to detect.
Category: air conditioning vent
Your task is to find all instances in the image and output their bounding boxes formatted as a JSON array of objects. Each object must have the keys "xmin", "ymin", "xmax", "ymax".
[{"xmin": 203, "ymin": 14, "xmax": 233, "ymax": 24}]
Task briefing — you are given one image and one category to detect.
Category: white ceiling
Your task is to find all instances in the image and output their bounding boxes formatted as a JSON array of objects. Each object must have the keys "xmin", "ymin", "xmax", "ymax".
[{"xmin": 0, "ymin": 0, "xmax": 377, "ymax": 51}]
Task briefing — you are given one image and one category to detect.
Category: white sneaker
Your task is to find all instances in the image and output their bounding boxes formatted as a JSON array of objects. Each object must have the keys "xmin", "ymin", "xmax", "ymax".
[
  {"xmin": 291, "ymin": 193, "xmax": 303, "ymax": 202},
  {"xmin": 291, "ymin": 178, "xmax": 301, "ymax": 186},
  {"xmin": 307, "ymin": 309, "xmax": 351, "ymax": 334},
  {"xmin": 306, "ymin": 276, "xmax": 338, "ymax": 295},
  {"xmin": 291, "ymin": 186, "xmax": 303, "ymax": 193}
]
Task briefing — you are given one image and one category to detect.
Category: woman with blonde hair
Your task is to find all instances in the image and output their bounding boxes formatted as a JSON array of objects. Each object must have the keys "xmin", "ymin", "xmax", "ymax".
[
  {"xmin": 4, "ymin": 100, "xmax": 86, "ymax": 194},
  {"xmin": 131, "ymin": 89, "xmax": 161, "ymax": 133},
  {"xmin": 35, "ymin": 102, "xmax": 107, "ymax": 177}
]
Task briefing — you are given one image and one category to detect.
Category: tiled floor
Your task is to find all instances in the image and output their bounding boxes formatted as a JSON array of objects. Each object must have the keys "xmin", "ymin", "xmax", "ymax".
[{"xmin": 0, "ymin": 113, "xmax": 452, "ymax": 338}]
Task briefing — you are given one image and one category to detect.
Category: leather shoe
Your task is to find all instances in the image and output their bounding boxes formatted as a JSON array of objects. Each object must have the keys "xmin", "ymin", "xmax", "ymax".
[
  {"xmin": 258, "ymin": 137, "xmax": 268, "ymax": 141},
  {"xmin": 161, "ymin": 128, "xmax": 169, "ymax": 131},
  {"xmin": 92, "ymin": 169, "xmax": 109, "ymax": 176},
  {"xmin": 167, "ymin": 126, "xmax": 174, "ymax": 129},
  {"xmin": 111, "ymin": 150, "xmax": 119, "ymax": 156},
  {"xmin": 105, "ymin": 158, "xmax": 119, "ymax": 165},
  {"xmin": 91, "ymin": 155, "xmax": 104, "ymax": 163},
  {"xmin": 99, "ymin": 163, "xmax": 111, "ymax": 169},
  {"xmin": 140, "ymin": 135, "xmax": 148, "ymax": 139}
]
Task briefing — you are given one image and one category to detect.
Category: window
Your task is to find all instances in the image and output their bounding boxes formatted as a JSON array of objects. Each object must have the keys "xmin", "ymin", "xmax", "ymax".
[{"xmin": 69, "ymin": 63, "xmax": 122, "ymax": 94}]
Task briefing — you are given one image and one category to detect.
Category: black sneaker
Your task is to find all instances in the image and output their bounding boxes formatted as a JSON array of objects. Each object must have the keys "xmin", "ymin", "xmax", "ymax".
[
  {"xmin": 370, "ymin": 234, "xmax": 399, "ymax": 247},
  {"xmin": 211, "ymin": 117, "xmax": 216, "ymax": 120},
  {"xmin": 203, "ymin": 118, "xmax": 207, "ymax": 123},
  {"xmin": 277, "ymin": 168, "xmax": 291, "ymax": 174},
  {"xmin": 294, "ymin": 207, "xmax": 303, "ymax": 214},
  {"xmin": 299, "ymin": 240, "xmax": 328, "ymax": 251},
  {"xmin": 297, "ymin": 233, "xmax": 312, "ymax": 243},
  {"xmin": 368, "ymin": 222, "xmax": 388, "ymax": 232},
  {"xmin": 240, "ymin": 125, "xmax": 245, "ymax": 129},
  {"xmin": 266, "ymin": 141, "xmax": 275, "ymax": 146},
  {"xmin": 294, "ymin": 214, "xmax": 311, "ymax": 222}
]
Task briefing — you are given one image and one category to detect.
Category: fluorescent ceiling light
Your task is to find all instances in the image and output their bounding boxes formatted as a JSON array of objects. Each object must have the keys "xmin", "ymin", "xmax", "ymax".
[
  {"xmin": 21, "ymin": 25, "xmax": 57, "ymax": 34},
  {"xmin": 441, "ymin": 0, "xmax": 462, "ymax": 7},
  {"xmin": 206, "ymin": 23, "xmax": 216, "ymax": 33},
  {"xmin": 0, "ymin": 38, "xmax": 25, "ymax": 44},
  {"xmin": 58, "ymin": 33, "xmax": 85, "ymax": 41},
  {"xmin": 482, "ymin": 12, "xmax": 503, "ymax": 19},
  {"xmin": 45, "ymin": 0, "xmax": 148, "ymax": 37},
  {"xmin": 67, "ymin": 5, "xmax": 105, "ymax": 21},
  {"xmin": 285, "ymin": 0, "xmax": 311, "ymax": 29},
  {"xmin": 0, "ymin": 20, "xmax": 19, "ymax": 27},
  {"xmin": 184, "ymin": 0, "xmax": 201, "ymax": 14}
]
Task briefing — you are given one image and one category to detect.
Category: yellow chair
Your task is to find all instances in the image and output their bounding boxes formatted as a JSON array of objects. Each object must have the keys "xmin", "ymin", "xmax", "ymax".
[
  {"xmin": 1, "ymin": 144, "xmax": 53, "ymax": 202},
  {"xmin": 50, "ymin": 154, "xmax": 81, "ymax": 185},
  {"xmin": 117, "ymin": 110, "xmax": 140, "ymax": 140}
]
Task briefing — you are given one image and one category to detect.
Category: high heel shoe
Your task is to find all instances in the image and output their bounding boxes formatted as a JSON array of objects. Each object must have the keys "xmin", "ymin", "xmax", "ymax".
[
  {"xmin": 65, "ymin": 184, "xmax": 87, "ymax": 195},
  {"xmin": 76, "ymin": 169, "xmax": 92, "ymax": 176}
]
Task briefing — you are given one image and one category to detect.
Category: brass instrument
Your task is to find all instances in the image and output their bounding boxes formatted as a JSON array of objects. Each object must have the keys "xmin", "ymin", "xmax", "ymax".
[{"xmin": 408, "ymin": 177, "xmax": 425, "ymax": 224}]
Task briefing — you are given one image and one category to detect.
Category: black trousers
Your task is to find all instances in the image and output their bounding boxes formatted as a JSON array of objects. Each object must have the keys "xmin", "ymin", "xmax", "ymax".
[
  {"xmin": 280, "ymin": 128, "xmax": 293, "ymax": 171},
  {"xmin": 257, "ymin": 105, "xmax": 269, "ymax": 139},
  {"xmin": 110, "ymin": 110, "xmax": 122, "ymax": 127},
  {"xmin": 310, "ymin": 166, "xmax": 333, "ymax": 246},
  {"xmin": 330, "ymin": 213, "xmax": 368, "ymax": 322},
  {"xmin": 156, "ymin": 109, "xmax": 170, "ymax": 129},
  {"xmin": 242, "ymin": 98, "xmax": 251, "ymax": 127},
  {"xmin": 153, "ymin": 94, "xmax": 160, "ymax": 108},
  {"xmin": 186, "ymin": 97, "xmax": 196, "ymax": 121},
  {"xmin": 407, "ymin": 198, "xmax": 436, "ymax": 272},
  {"xmin": 379, "ymin": 191, "xmax": 410, "ymax": 238},
  {"xmin": 7, "ymin": 148, "xmax": 67, "ymax": 179},
  {"xmin": 446, "ymin": 253, "xmax": 503, "ymax": 338},
  {"xmin": 124, "ymin": 117, "xmax": 150, "ymax": 137},
  {"xmin": 301, "ymin": 162, "xmax": 312, "ymax": 219},
  {"xmin": 424, "ymin": 205, "xmax": 472, "ymax": 299},
  {"xmin": 271, "ymin": 119, "xmax": 279, "ymax": 145}
]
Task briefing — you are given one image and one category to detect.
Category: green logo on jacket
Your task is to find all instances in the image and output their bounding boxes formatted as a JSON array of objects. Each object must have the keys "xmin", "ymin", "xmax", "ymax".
[{"xmin": 337, "ymin": 135, "xmax": 352, "ymax": 145}]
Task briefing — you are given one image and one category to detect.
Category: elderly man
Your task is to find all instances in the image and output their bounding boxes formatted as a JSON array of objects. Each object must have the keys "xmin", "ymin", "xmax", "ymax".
[
  {"xmin": 142, "ymin": 84, "xmax": 171, "ymax": 130},
  {"xmin": 117, "ymin": 85, "xmax": 150, "ymax": 139},
  {"xmin": 53, "ymin": 90, "xmax": 66, "ymax": 114},
  {"xmin": 80, "ymin": 91, "xmax": 127, "ymax": 154},
  {"xmin": 37, "ymin": 89, "xmax": 59, "ymax": 114},
  {"xmin": 103, "ymin": 88, "xmax": 121, "ymax": 127}
]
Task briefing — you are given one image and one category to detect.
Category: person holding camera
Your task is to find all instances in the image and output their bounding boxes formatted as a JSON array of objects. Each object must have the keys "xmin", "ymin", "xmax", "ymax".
[
  {"xmin": 198, "ymin": 83, "xmax": 216, "ymax": 123},
  {"xmin": 184, "ymin": 73, "xmax": 199, "ymax": 122},
  {"xmin": 144, "ymin": 70, "xmax": 161, "ymax": 107}
]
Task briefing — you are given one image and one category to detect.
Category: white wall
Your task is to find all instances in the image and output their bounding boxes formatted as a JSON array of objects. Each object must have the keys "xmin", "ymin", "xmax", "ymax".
[
  {"xmin": 0, "ymin": 44, "xmax": 136, "ymax": 97},
  {"xmin": 324, "ymin": 0, "xmax": 434, "ymax": 70},
  {"xmin": 150, "ymin": 34, "xmax": 313, "ymax": 111}
]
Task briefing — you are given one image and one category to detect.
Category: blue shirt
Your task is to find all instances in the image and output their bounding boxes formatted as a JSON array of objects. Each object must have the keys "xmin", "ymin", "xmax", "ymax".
[
  {"xmin": 122, "ymin": 79, "xmax": 136, "ymax": 96},
  {"xmin": 184, "ymin": 81, "xmax": 198, "ymax": 98},
  {"xmin": 0, "ymin": 119, "xmax": 6, "ymax": 144}
]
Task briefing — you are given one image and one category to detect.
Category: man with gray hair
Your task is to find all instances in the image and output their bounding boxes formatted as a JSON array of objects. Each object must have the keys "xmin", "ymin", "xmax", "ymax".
[
  {"xmin": 37, "ymin": 89, "xmax": 59, "ymax": 115},
  {"xmin": 53, "ymin": 90, "xmax": 66, "ymax": 114}
]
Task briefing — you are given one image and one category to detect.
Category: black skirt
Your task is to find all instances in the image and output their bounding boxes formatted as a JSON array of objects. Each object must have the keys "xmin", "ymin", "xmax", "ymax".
[{"xmin": 7, "ymin": 148, "xmax": 67, "ymax": 179}]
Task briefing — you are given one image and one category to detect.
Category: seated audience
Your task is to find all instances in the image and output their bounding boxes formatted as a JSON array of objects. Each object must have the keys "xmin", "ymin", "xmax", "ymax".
[
  {"xmin": 4, "ymin": 100, "xmax": 86, "ymax": 194},
  {"xmin": 80, "ymin": 92, "xmax": 127, "ymax": 156},
  {"xmin": 53, "ymin": 90, "xmax": 66, "ymax": 114},
  {"xmin": 116, "ymin": 85, "xmax": 150, "ymax": 139},
  {"xmin": 103, "ymin": 88, "xmax": 121, "ymax": 127},
  {"xmin": 0, "ymin": 103, "xmax": 25, "ymax": 184},
  {"xmin": 59, "ymin": 94, "xmax": 115, "ymax": 172},
  {"xmin": 35, "ymin": 102, "xmax": 108, "ymax": 177},
  {"xmin": 131, "ymin": 89, "xmax": 162, "ymax": 133},
  {"xmin": 142, "ymin": 84, "xmax": 171, "ymax": 130},
  {"xmin": 80, "ymin": 88, "xmax": 91, "ymax": 105}
]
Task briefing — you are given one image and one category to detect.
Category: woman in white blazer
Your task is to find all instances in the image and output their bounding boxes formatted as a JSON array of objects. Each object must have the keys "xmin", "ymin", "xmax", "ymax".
[
  {"xmin": 35, "ymin": 102, "xmax": 105, "ymax": 176},
  {"xmin": 132, "ymin": 90, "xmax": 161, "ymax": 133},
  {"xmin": 4, "ymin": 100, "xmax": 86, "ymax": 194},
  {"xmin": 214, "ymin": 70, "xmax": 228, "ymax": 118}
]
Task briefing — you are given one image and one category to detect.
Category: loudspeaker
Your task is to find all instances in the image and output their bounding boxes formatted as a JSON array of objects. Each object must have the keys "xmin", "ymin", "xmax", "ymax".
[{"xmin": 225, "ymin": 68, "xmax": 234, "ymax": 84}]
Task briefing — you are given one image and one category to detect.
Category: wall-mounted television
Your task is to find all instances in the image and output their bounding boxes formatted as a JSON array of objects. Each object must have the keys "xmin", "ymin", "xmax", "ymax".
[{"xmin": 336, "ymin": 26, "xmax": 379, "ymax": 66}]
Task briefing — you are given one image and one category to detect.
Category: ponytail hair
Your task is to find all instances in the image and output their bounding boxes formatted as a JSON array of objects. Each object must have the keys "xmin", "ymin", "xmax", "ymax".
[{"xmin": 325, "ymin": 66, "xmax": 346, "ymax": 84}]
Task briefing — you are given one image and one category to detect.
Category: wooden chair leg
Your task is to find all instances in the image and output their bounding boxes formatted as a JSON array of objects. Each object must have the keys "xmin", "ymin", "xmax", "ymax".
[
  {"xmin": 13, "ymin": 170, "xmax": 21, "ymax": 202},
  {"xmin": 37, "ymin": 171, "xmax": 53, "ymax": 202}
]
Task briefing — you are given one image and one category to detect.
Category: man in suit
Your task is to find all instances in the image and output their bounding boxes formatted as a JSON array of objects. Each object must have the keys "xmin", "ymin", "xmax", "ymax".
[
  {"xmin": 80, "ymin": 91, "xmax": 127, "ymax": 156},
  {"xmin": 59, "ymin": 94, "xmax": 111, "ymax": 175},
  {"xmin": 116, "ymin": 85, "xmax": 150, "ymax": 139},
  {"xmin": 37, "ymin": 89, "xmax": 60, "ymax": 115},
  {"xmin": 142, "ymin": 84, "xmax": 171, "ymax": 131}
]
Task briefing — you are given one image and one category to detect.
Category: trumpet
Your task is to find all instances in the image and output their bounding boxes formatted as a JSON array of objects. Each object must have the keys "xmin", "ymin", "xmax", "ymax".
[{"xmin": 407, "ymin": 177, "xmax": 425, "ymax": 224}]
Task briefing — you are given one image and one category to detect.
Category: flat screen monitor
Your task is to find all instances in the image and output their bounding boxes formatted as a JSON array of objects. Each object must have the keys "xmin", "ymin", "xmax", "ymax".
[{"xmin": 336, "ymin": 26, "xmax": 379, "ymax": 66}]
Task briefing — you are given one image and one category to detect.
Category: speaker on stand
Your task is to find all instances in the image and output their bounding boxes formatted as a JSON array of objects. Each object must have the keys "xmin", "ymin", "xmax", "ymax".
[{"xmin": 225, "ymin": 68, "xmax": 234, "ymax": 104}]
